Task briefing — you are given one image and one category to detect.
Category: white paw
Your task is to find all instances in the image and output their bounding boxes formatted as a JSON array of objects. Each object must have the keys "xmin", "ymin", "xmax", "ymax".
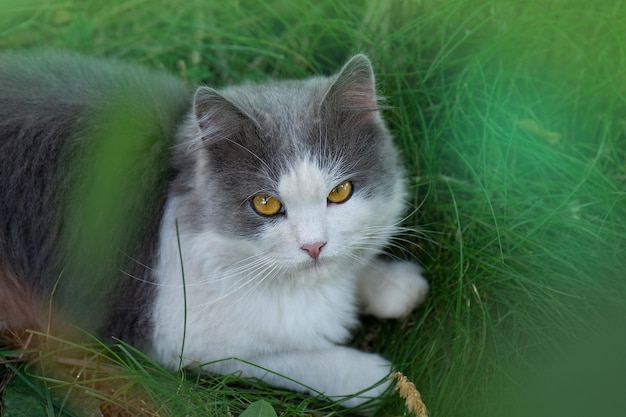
[
  {"xmin": 208, "ymin": 347, "xmax": 392, "ymax": 409},
  {"xmin": 325, "ymin": 349, "xmax": 392, "ymax": 408},
  {"xmin": 358, "ymin": 261, "xmax": 429, "ymax": 319}
]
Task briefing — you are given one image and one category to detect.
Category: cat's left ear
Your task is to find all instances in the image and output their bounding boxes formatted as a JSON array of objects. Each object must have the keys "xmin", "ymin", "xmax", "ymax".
[{"xmin": 321, "ymin": 54, "xmax": 380, "ymax": 118}]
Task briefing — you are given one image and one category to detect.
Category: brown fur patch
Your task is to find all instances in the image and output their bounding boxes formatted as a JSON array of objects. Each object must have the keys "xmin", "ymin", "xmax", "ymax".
[
  {"xmin": 0, "ymin": 264, "xmax": 51, "ymax": 335},
  {"xmin": 0, "ymin": 264, "xmax": 159, "ymax": 416}
]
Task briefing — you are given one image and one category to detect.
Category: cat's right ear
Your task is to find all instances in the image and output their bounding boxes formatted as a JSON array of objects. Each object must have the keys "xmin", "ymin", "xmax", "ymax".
[{"xmin": 193, "ymin": 87, "xmax": 252, "ymax": 143}]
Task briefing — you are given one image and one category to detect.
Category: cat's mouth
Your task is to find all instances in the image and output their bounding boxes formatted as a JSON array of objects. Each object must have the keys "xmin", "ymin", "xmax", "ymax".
[
  {"xmin": 298, "ymin": 255, "xmax": 336, "ymax": 273},
  {"xmin": 295, "ymin": 257, "xmax": 322, "ymax": 269}
]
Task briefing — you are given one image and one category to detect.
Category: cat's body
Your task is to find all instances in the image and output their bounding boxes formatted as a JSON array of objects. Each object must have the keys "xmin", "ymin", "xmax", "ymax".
[{"xmin": 0, "ymin": 50, "xmax": 428, "ymax": 407}]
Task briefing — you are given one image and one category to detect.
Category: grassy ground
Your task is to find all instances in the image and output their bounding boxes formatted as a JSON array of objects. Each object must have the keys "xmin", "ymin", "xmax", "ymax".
[{"xmin": 2, "ymin": 0, "xmax": 626, "ymax": 416}]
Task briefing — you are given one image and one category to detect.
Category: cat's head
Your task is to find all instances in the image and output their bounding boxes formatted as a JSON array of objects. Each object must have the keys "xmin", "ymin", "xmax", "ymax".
[{"xmin": 173, "ymin": 55, "xmax": 407, "ymax": 281}]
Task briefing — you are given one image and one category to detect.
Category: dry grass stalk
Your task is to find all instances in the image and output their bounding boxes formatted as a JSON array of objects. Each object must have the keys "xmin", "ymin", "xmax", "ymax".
[{"xmin": 392, "ymin": 372, "xmax": 428, "ymax": 417}]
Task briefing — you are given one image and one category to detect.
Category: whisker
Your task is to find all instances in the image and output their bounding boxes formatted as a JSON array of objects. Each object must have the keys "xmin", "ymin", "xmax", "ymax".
[
  {"xmin": 119, "ymin": 251, "xmax": 159, "ymax": 273},
  {"xmin": 190, "ymin": 256, "xmax": 279, "ymax": 308}
]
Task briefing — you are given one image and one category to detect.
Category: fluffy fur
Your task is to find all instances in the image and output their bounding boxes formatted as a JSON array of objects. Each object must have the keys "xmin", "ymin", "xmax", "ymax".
[{"xmin": 0, "ymin": 50, "xmax": 428, "ymax": 407}]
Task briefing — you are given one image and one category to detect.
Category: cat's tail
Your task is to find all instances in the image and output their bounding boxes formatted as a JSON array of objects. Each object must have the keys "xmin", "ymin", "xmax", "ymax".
[
  {"xmin": 0, "ymin": 263, "xmax": 69, "ymax": 345},
  {"xmin": 0, "ymin": 264, "xmax": 156, "ymax": 416}
]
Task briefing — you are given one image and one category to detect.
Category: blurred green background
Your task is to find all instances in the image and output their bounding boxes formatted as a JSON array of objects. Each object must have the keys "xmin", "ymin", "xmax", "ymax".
[{"xmin": 1, "ymin": 0, "xmax": 625, "ymax": 416}]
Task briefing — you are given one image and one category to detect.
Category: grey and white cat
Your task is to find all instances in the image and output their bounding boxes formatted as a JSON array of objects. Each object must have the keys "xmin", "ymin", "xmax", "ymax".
[{"xmin": 0, "ymin": 50, "xmax": 428, "ymax": 407}]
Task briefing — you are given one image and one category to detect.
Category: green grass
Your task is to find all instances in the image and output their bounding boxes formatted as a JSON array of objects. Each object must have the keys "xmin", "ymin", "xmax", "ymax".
[{"xmin": 2, "ymin": 0, "xmax": 626, "ymax": 416}]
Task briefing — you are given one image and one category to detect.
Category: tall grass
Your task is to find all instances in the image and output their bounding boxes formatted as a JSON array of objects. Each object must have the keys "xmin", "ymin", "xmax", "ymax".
[{"xmin": 1, "ymin": 0, "xmax": 625, "ymax": 416}]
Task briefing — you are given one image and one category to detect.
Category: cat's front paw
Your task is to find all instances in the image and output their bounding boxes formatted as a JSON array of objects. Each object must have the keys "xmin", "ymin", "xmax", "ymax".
[
  {"xmin": 358, "ymin": 261, "xmax": 429, "ymax": 319},
  {"xmin": 325, "ymin": 349, "xmax": 392, "ymax": 409}
]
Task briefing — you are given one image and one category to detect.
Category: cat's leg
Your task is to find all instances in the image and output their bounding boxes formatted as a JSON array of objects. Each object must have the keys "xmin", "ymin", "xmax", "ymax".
[
  {"xmin": 357, "ymin": 259, "xmax": 428, "ymax": 319},
  {"xmin": 205, "ymin": 346, "xmax": 392, "ymax": 408}
]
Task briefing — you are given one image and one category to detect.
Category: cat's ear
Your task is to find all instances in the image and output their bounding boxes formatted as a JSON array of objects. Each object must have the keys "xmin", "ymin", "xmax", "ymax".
[
  {"xmin": 321, "ymin": 54, "xmax": 380, "ymax": 118},
  {"xmin": 193, "ymin": 87, "xmax": 255, "ymax": 142}
]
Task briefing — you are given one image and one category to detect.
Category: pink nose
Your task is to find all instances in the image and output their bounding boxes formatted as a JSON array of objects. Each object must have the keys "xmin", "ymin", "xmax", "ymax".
[{"xmin": 300, "ymin": 241, "xmax": 326, "ymax": 259}]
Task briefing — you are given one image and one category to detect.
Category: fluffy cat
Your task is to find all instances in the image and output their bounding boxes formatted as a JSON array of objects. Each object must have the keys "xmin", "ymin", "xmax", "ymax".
[{"xmin": 0, "ymin": 50, "xmax": 428, "ymax": 408}]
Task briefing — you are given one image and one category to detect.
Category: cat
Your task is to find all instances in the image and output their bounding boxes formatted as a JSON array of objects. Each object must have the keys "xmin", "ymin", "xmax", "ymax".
[{"xmin": 0, "ymin": 50, "xmax": 429, "ymax": 408}]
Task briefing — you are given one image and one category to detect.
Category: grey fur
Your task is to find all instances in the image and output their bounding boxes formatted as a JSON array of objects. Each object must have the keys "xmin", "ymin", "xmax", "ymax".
[
  {"xmin": 0, "ymin": 51, "xmax": 400, "ymax": 349},
  {"xmin": 0, "ymin": 50, "xmax": 190, "ymax": 347},
  {"xmin": 173, "ymin": 54, "xmax": 401, "ymax": 238}
]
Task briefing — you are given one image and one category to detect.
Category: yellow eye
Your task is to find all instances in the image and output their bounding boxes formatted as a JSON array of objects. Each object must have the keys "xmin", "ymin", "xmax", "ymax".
[
  {"xmin": 252, "ymin": 194, "xmax": 283, "ymax": 216},
  {"xmin": 327, "ymin": 180, "xmax": 353, "ymax": 204}
]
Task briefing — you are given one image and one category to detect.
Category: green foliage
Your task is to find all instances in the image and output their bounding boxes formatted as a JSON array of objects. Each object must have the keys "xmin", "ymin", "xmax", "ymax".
[
  {"xmin": 240, "ymin": 400, "xmax": 278, "ymax": 417},
  {"xmin": 1, "ymin": 0, "xmax": 625, "ymax": 416},
  {"xmin": 2, "ymin": 366, "xmax": 52, "ymax": 417}
]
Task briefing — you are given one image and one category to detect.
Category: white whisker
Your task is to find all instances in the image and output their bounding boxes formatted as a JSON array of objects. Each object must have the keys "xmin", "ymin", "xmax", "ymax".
[{"xmin": 189, "ymin": 255, "xmax": 280, "ymax": 308}]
